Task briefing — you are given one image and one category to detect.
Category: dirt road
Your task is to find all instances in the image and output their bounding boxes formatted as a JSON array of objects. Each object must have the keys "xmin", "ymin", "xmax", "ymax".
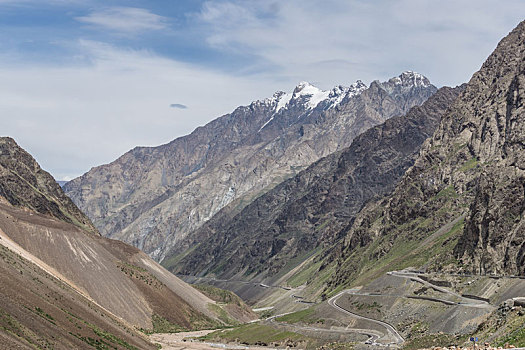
[{"xmin": 328, "ymin": 290, "xmax": 404, "ymax": 346}]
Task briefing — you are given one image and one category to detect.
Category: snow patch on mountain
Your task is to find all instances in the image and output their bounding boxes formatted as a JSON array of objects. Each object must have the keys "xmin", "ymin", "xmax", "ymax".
[
  {"xmin": 386, "ymin": 71, "xmax": 431, "ymax": 88},
  {"xmin": 257, "ymin": 72, "xmax": 428, "ymax": 132},
  {"xmin": 275, "ymin": 92, "xmax": 293, "ymax": 112},
  {"xmin": 327, "ymin": 80, "xmax": 367, "ymax": 109},
  {"xmin": 292, "ymin": 82, "xmax": 331, "ymax": 110}
]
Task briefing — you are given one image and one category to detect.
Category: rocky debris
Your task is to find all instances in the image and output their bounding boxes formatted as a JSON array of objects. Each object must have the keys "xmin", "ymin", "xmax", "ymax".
[
  {"xmin": 166, "ymin": 86, "xmax": 460, "ymax": 280},
  {"xmin": 420, "ymin": 276, "xmax": 453, "ymax": 288},
  {"xmin": 63, "ymin": 73, "xmax": 437, "ymax": 262}
]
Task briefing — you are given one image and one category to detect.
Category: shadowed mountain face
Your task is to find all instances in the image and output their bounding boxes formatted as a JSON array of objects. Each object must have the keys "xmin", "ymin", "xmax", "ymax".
[
  {"xmin": 63, "ymin": 73, "xmax": 437, "ymax": 262},
  {"xmin": 0, "ymin": 137, "xmax": 251, "ymax": 348},
  {"xmin": 327, "ymin": 20, "xmax": 525, "ymax": 289},
  {"xmin": 165, "ymin": 86, "xmax": 464, "ymax": 281}
]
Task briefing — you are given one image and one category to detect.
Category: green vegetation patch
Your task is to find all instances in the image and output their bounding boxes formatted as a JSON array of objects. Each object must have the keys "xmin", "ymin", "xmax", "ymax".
[
  {"xmin": 325, "ymin": 213, "xmax": 465, "ymax": 295},
  {"xmin": 435, "ymin": 185, "xmax": 459, "ymax": 200},
  {"xmin": 275, "ymin": 308, "xmax": 316, "ymax": 324},
  {"xmin": 91, "ymin": 325, "xmax": 138, "ymax": 350},
  {"xmin": 117, "ymin": 262, "xmax": 163, "ymax": 288},
  {"xmin": 0, "ymin": 308, "xmax": 42, "ymax": 348},
  {"xmin": 34, "ymin": 306, "xmax": 56, "ymax": 325},
  {"xmin": 193, "ymin": 284, "xmax": 242, "ymax": 305},
  {"xmin": 145, "ymin": 314, "xmax": 186, "ymax": 334},
  {"xmin": 69, "ymin": 321, "xmax": 139, "ymax": 350},
  {"xmin": 161, "ymin": 243, "xmax": 200, "ymax": 271},
  {"xmin": 201, "ymin": 323, "xmax": 312, "ymax": 346},
  {"xmin": 208, "ymin": 303, "xmax": 238, "ymax": 326},
  {"xmin": 459, "ymin": 157, "xmax": 479, "ymax": 172},
  {"xmin": 287, "ymin": 258, "xmax": 324, "ymax": 288},
  {"xmin": 271, "ymin": 247, "xmax": 321, "ymax": 283},
  {"xmin": 403, "ymin": 332, "xmax": 462, "ymax": 350},
  {"xmin": 495, "ymin": 314, "xmax": 525, "ymax": 347}
]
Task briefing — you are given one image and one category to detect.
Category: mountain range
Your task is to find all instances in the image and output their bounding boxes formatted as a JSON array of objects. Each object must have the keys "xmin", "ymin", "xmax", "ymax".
[
  {"xmin": 64, "ymin": 72, "xmax": 436, "ymax": 263},
  {"xmin": 1, "ymin": 19, "xmax": 525, "ymax": 350},
  {"xmin": 165, "ymin": 85, "xmax": 464, "ymax": 284}
]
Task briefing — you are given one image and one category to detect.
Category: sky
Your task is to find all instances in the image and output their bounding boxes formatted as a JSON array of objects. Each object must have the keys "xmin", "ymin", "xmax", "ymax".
[{"xmin": 0, "ymin": 0, "xmax": 523, "ymax": 181}]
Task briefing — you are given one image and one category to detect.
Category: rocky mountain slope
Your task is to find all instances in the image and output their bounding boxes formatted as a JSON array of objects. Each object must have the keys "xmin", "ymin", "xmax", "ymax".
[
  {"xmin": 0, "ymin": 137, "xmax": 252, "ymax": 348},
  {"xmin": 165, "ymin": 85, "xmax": 463, "ymax": 282},
  {"xmin": 64, "ymin": 73, "xmax": 437, "ymax": 261},
  {"xmin": 326, "ymin": 20, "xmax": 525, "ymax": 290},
  {"xmin": 0, "ymin": 233, "xmax": 157, "ymax": 349},
  {"xmin": 0, "ymin": 137, "xmax": 98, "ymax": 235}
]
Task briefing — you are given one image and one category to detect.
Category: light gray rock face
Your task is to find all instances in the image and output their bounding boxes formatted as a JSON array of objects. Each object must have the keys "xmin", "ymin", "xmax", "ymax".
[{"xmin": 64, "ymin": 73, "xmax": 437, "ymax": 261}]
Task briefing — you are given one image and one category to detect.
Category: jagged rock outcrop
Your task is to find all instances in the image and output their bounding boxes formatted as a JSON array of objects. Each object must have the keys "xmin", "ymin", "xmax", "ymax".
[
  {"xmin": 0, "ymin": 137, "xmax": 98, "ymax": 234},
  {"xmin": 166, "ymin": 85, "xmax": 463, "ymax": 280},
  {"xmin": 64, "ymin": 73, "xmax": 437, "ymax": 261},
  {"xmin": 0, "ymin": 138, "xmax": 250, "ymax": 348},
  {"xmin": 329, "ymin": 21, "xmax": 525, "ymax": 287}
]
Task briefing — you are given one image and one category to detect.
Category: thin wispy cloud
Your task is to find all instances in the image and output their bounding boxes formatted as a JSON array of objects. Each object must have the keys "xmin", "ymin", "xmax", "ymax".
[
  {"xmin": 76, "ymin": 7, "xmax": 169, "ymax": 34},
  {"xmin": 170, "ymin": 103, "xmax": 188, "ymax": 109}
]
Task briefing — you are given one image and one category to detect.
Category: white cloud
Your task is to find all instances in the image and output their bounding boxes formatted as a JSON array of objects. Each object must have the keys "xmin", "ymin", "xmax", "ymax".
[
  {"xmin": 1, "ymin": 0, "xmax": 524, "ymax": 181},
  {"xmin": 76, "ymin": 7, "xmax": 168, "ymax": 34},
  {"xmin": 0, "ymin": 41, "xmax": 282, "ymax": 180},
  {"xmin": 196, "ymin": 0, "xmax": 525, "ymax": 88}
]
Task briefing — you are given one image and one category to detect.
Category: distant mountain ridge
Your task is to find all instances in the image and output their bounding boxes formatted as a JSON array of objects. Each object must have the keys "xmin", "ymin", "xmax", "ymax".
[
  {"xmin": 64, "ymin": 72, "xmax": 437, "ymax": 262},
  {"xmin": 166, "ymin": 85, "xmax": 464, "ymax": 282}
]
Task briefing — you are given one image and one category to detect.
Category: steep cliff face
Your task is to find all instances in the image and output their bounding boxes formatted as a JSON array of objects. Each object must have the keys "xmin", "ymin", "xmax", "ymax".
[
  {"xmin": 64, "ymin": 73, "xmax": 437, "ymax": 261},
  {"xmin": 329, "ymin": 21, "xmax": 525, "ymax": 288},
  {"xmin": 166, "ymin": 85, "xmax": 463, "ymax": 280},
  {"xmin": 0, "ymin": 137, "xmax": 98, "ymax": 234},
  {"xmin": 0, "ymin": 138, "xmax": 249, "ymax": 346}
]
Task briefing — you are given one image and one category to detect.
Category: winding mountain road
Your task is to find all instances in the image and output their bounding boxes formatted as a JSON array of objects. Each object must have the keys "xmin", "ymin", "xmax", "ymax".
[
  {"xmin": 266, "ymin": 312, "xmax": 384, "ymax": 346},
  {"xmin": 180, "ymin": 269, "xmax": 499, "ymax": 347},
  {"xmin": 388, "ymin": 271, "xmax": 493, "ymax": 309},
  {"xmin": 328, "ymin": 290, "xmax": 405, "ymax": 346}
]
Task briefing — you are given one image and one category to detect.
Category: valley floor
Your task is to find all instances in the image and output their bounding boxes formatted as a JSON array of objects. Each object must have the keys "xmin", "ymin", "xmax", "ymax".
[{"xmin": 150, "ymin": 330, "xmax": 278, "ymax": 350}]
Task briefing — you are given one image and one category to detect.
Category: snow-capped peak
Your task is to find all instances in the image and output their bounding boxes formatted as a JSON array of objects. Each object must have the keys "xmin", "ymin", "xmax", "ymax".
[
  {"xmin": 290, "ymin": 82, "xmax": 331, "ymax": 110},
  {"xmin": 326, "ymin": 80, "xmax": 367, "ymax": 109},
  {"xmin": 258, "ymin": 80, "xmax": 369, "ymax": 132},
  {"xmin": 388, "ymin": 71, "xmax": 431, "ymax": 88}
]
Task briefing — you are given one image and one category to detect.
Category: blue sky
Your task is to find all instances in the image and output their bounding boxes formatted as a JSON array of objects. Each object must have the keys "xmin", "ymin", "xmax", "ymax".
[{"xmin": 0, "ymin": 0, "xmax": 523, "ymax": 180}]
